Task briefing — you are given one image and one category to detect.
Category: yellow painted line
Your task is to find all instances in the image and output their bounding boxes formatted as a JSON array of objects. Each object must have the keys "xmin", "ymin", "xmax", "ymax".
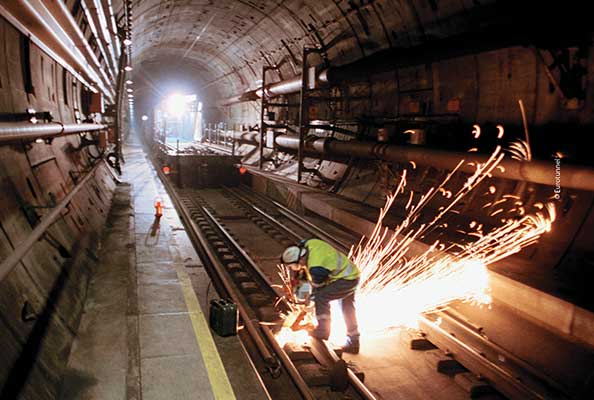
[{"xmin": 174, "ymin": 264, "xmax": 236, "ymax": 400}]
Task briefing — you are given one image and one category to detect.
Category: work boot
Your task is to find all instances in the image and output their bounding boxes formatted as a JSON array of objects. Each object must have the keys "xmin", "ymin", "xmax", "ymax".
[
  {"xmin": 340, "ymin": 335, "xmax": 360, "ymax": 354},
  {"xmin": 308, "ymin": 320, "xmax": 330, "ymax": 340}
]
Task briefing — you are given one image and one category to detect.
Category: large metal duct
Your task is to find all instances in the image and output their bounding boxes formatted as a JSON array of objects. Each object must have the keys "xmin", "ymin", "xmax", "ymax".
[{"xmin": 230, "ymin": 131, "xmax": 594, "ymax": 192}]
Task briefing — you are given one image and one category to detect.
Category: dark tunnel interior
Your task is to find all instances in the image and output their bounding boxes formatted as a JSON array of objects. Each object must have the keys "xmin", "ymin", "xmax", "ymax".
[{"xmin": 1, "ymin": 1, "xmax": 594, "ymax": 399}]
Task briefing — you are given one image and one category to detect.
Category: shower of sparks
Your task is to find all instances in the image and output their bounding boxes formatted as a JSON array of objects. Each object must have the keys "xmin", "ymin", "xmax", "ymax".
[
  {"xmin": 507, "ymin": 139, "xmax": 532, "ymax": 161},
  {"xmin": 274, "ymin": 145, "xmax": 556, "ymax": 347}
]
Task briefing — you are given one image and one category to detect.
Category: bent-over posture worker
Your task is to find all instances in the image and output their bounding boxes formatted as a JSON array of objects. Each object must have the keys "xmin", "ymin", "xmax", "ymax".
[{"xmin": 281, "ymin": 238, "xmax": 361, "ymax": 354}]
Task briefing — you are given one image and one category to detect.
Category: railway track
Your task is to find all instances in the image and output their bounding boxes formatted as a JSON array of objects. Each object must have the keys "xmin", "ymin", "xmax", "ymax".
[
  {"xmin": 157, "ymin": 165, "xmax": 377, "ymax": 399},
  {"xmin": 157, "ymin": 156, "xmax": 577, "ymax": 400},
  {"xmin": 224, "ymin": 185, "xmax": 575, "ymax": 400}
]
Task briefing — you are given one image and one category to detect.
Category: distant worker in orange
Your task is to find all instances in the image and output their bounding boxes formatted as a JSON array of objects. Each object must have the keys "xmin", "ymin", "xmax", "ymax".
[{"xmin": 281, "ymin": 238, "xmax": 361, "ymax": 354}]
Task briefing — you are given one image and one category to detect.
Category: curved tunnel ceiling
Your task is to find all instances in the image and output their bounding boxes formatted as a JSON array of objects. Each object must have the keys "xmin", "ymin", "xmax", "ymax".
[{"xmin": 126, "ymin": 0, "xmax": 499, "ymax": 100}]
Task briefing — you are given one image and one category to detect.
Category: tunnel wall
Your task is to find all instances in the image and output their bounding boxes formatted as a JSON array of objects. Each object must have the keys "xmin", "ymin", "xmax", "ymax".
[
  {"xmin": 225, "ymin": 43, "xmax": 594, "ymax": 138},
  {"xmin": 0, "ymin": 17, "xmax": 118, "ymax": 399},
  {"xmin": 202, "ymin": 1, "xmax": 594, "ymax": 309},
  {"xmin": 235, "ymin": 135, "xmax": 594, "ymax": 310}
]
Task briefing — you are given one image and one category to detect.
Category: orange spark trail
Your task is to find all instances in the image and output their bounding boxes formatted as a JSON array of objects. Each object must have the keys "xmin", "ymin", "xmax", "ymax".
[{"xmin": 275, "ymin": 146, "xmax": 556, "ymax": 347}]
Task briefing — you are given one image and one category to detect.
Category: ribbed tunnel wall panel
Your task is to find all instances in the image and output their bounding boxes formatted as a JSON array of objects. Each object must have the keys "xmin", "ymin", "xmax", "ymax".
[{"xmin": 0, "ymin": 16, "xmax": 117, "ymax": 399}]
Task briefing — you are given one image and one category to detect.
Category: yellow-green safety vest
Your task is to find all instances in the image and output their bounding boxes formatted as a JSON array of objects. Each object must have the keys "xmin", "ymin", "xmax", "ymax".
[{"xmin": 304, "ymin": 239, "xmax": 360, "ymax": 282}]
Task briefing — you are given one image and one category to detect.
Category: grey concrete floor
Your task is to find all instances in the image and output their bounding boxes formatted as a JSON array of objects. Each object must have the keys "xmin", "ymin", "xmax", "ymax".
[{"xmin": 59, "ymin": 143, "xmax": 269, "ymax": 400}]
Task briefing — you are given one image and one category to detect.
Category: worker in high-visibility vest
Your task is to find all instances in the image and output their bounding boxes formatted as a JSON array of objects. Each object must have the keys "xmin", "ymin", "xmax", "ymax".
[{"xmin": 281, "ymin": 238, "xmax": 361, "ymax": 354}]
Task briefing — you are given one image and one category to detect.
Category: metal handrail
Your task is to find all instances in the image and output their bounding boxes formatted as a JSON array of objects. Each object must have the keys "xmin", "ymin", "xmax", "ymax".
[{"xmin": 0, "ymin": 162, "xmax": 102, "ymax": 283}]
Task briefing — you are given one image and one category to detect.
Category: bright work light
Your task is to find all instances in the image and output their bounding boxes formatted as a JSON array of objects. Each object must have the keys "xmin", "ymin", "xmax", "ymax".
[{"xmin": 165, "ymin": 93, "xmax": 186, "ymax": 117}]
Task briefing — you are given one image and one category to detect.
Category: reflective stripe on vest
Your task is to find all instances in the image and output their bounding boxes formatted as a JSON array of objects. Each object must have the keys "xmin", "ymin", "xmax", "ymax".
[{"xmin": 305, "ymin": 239, "xmax": 360, "ymax": 282}]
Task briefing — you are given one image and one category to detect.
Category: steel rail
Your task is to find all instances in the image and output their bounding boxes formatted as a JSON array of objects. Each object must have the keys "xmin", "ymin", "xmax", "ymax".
[
  {"xmin": 0, "ymin": 162, "xmax": 102, "ymax": 283},
  {"xmin": 159, "ymin": 189, "xmax": 316, "ymax": 400},
  {"xmin": 154, "ymin": 169, "xmax": 280, "ymax": 372},
  {"xmin": 241, "ymin": 184, "xmax": 568, "ymax": 398},
  {"xmin": 223, "ymin": 187, "xmax": 375, "ymax": 400},
  {"xmin": 195, "ymin": 190, "xmax": 352, "ymax": 400},
  {"xmin": 159, "ymin": 181, "xmax": 372, "ymax": 399},
  {"xmin": 438, "ymin": 309, "xmax": 569, "ymax": 397},
  {"xmin": 197, "ymin": 194, "xmax": 373, "ymax": 400},
  {"xmin": 312, "ymin": 339, "xmax": 376, "ymax": 400},
  {"xmin": 221, "ymin": 187, "xmax": 302, "ymax": 243},
  {"xmin": 260, "ymin": 326, "xmax": 316, "ymax": 400},
  {"xmin": 200, "ymin": 206, "xmax": 286, "ymax": 302},
  {"xmin": 418, "ymin": 315, "xmax": 550, "ymax": 400},
  {"xmin": 231, "ymin": 185, "xmax": 569, "ymax": 400},
  {"xmin": 230, "ymin": 184, "xmax": 573, "ymax": 399},
  {"xmin": 238, "ymin": 186, "xmax": 352, "ymax": 251},
  {"xmin": 0, "ymin": 122, "xmax": 107, "ymax": 143}
]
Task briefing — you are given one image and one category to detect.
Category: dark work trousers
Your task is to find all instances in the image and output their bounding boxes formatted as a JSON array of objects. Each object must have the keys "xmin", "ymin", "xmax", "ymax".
[{"xmin": 312, "ymin": 278, "xmax": 360, "ymax": 338}]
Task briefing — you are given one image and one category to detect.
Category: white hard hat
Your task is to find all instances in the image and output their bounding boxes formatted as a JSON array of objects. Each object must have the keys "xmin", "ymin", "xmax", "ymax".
[{"xmin": 281, "ymin": 245, "xmax": 307, "ymax": 264}]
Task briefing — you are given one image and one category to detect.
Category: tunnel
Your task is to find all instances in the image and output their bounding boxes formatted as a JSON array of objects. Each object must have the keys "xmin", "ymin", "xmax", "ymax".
[{"xmin": 1, "ymin": 1, "xmax": 594, "ymax": 399}]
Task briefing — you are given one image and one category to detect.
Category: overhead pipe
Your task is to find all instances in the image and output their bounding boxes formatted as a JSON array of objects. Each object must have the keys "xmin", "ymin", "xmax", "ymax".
[
  {"xmin": 80, "ymin": 0, "xmax": 117, "ymax": 80},
  {"xmin": 0, "ymin": 122, "xmax": 107, "ymax": 143},
  {"xmin": 100, "ymin": 0, "xmax": 121, "ymax": 60},
  {"xmin": 39, "ymin": 0, "xmax": 115, "ymax": 100},
  {"xmin": 228, "ymin": 131, "xmax": 594, "ymax": 192},
  {"xmin": 218, "ymin": 74, "xmax": 321, "ymax": 106},
  {"xmin": 0, "ymin": 162, "xmax": 102, "ymax": 283},
  {"xmin": 92, "ymin": 0, "xmax": 119, "ymax": 71},
  {"xmin": 0, "ymin": 1, "xmax": 111, "ymax": 99},
  {"xmin": 218, "ymin": 7, "xmax": 589, "ymax": 107}
]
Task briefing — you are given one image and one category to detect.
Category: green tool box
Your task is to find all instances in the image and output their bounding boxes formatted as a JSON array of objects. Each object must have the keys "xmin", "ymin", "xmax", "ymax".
[{"xmin": 209, "ymin": 299, "xmax": 238, "ymax": 337}]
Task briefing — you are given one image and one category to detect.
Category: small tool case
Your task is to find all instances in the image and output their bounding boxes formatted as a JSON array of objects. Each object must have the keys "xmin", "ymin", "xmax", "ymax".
[{"xmin": 209, "ymin": 299, "xmax": 238, "ymax": 337}]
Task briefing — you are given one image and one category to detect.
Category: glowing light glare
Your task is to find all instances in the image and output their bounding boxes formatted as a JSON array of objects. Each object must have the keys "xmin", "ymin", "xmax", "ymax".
[
  {"xmin": 124, "ymin": 65, "xmax": 133, "ymax": 71},
  {"xmin": 123, "ymin": 38, "xmax": 132, "ymax": 46},
  {"xmin": 165, "ymin": 93, "xmax": 187, "ymax": 116},
  {"xmin": 127, "ymin": 88, "xmax": 133, "ymax": 93},
  {"xmin": 336, "ymin": 155, "xmax": 555, "ymax": 339},
  {"xmin": 141, "ymin": 115, "xmax": 148, "ymax": 121},
  {"xmin": 274, "ymin": 144, "xmax": 557, "ymax": 348},
  {"xmin": 126, "ymin": 80, "xmax": 133, "ymax": 85}
]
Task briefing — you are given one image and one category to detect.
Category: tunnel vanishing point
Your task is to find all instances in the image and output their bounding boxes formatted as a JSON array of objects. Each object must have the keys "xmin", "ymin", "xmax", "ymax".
[{"xmin": 1, "ymin": 1, "xmax": 594, "ymax": 400}]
